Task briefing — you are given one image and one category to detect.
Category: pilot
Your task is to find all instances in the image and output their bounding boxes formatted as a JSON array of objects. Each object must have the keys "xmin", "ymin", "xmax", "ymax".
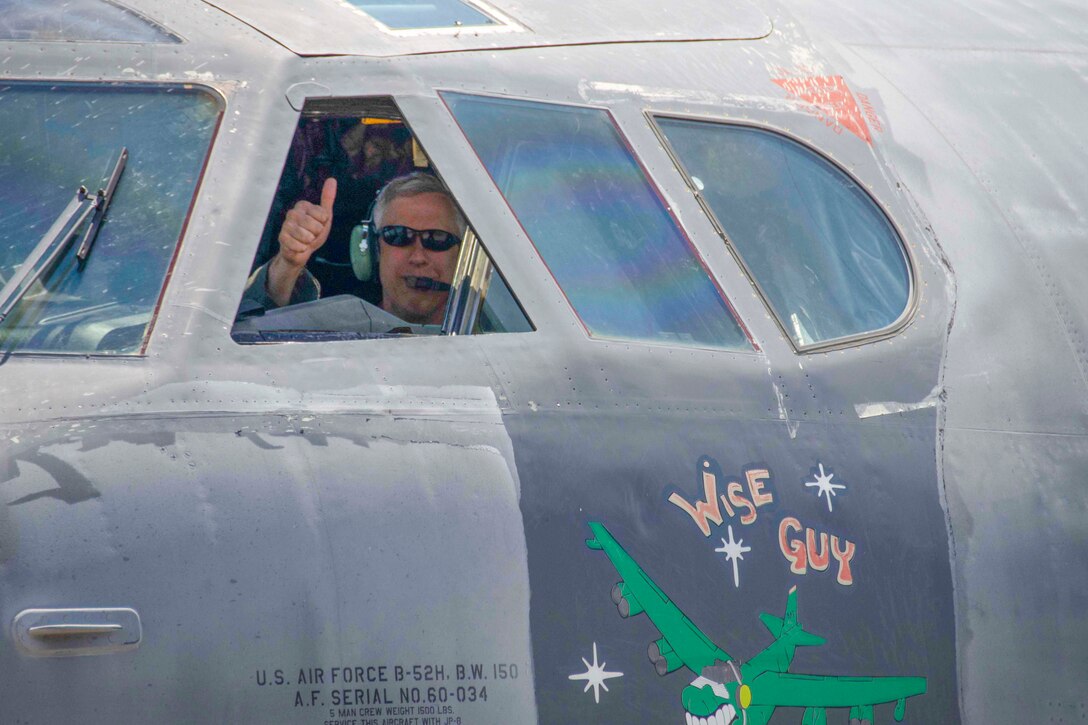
[{"xmin": 243, "ymin": 171, "xmax": 465, "ymax": 325}]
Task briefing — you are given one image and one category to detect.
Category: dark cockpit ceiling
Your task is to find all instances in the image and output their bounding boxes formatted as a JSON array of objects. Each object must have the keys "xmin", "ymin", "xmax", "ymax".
[{"xmin": 200, "ymin": 0, "xmax": 772, "ymax": 57}]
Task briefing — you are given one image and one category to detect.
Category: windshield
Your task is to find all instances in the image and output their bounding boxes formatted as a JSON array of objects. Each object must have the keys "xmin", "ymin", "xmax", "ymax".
[
  {"xmin": 443, "ymin": 92, "xmax": 750, "ymax": 351},
  {"xmin": 0, "ymin": 82, "xmax": 221, "ymax": 355}
]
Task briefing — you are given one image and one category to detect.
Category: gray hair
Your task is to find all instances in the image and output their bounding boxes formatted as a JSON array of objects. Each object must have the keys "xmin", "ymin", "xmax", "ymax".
[{"xmin": 372, "ymin": 171, "xmax": 467, "ymax": 236}]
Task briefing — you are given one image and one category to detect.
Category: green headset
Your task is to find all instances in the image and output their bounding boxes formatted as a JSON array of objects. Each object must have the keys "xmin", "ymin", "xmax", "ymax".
[{"xmin": 348, "ymin": 199, "xmax": 379, "ymax": 282}]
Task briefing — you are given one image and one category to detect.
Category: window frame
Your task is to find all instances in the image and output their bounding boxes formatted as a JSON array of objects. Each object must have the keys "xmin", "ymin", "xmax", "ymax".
[
  {"xmin": 648, "ymin": 111, "xmax": 919, "ymax": 354},
  {"xmin": 230, "ymin": 94, "xmax": 533, "ymax": 344},
  {"xmin": 439, "ymin": 89, "xmax": 758, "ymax": 353}
]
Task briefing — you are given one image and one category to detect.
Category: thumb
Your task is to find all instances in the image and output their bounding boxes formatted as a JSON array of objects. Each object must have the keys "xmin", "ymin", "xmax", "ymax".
[{"xmin": 320, "ymin": 177, "xmax": 337, "ymax": 214}]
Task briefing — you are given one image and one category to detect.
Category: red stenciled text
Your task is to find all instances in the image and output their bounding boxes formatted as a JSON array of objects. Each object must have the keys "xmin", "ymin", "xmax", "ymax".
[{"xmin": 778, "ymin": 516, "xmax": 856, "ymax": 586}]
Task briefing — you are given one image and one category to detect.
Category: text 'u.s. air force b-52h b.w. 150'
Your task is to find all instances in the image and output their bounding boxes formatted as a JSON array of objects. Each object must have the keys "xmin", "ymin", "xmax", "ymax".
[{"xmin": 1, "ymin": 0, "xmax": 1086, "ymax": 723}]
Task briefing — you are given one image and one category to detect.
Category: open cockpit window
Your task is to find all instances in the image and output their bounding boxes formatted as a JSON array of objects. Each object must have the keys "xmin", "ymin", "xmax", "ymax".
[
  {"xmin": 0, "ymin": 82, "xmax": 220, "ymax": 355},
  {"xmin": 443, "ymin": 92, "xmax": 751, "ymax": 352},
  {"xmin": 231, "ymin": 97, "xmax": 531, "ymax": 344},
  {"xmin": 654, "ymin": 118, "xmax": 912, "ymax": 350},
  {"xmin": 0, "ymin": 0, "xmax": 180, "ymax": 43}
]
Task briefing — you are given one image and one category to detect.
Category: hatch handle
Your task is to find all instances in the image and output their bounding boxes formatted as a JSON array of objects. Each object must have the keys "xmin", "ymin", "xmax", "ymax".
[
  {"xmin": 29, "ymin": 622, "xmax": 124, "ymax": 637},
  {"xmin": 13, "ymin": 607, "xmax": 141, "ymax": 657}
]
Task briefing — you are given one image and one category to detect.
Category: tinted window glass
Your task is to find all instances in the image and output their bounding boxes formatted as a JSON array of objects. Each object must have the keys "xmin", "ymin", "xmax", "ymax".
[
  {"xmin": 0, "ymin": 0, "xmax": 179, "ymax": 43},
  {"xmin": 656, "ymin": 118, "xmax": 911, "ymax": 348},
  {"xmin": 444, "ymin": 93, "xmax": 749, "ymax": 351},
  {"xmin": 0, "ymin": 83, "xmax": 220, "ymax": 354},
  {"xmin": 348, "ymin": 0, "xmax": 496, "ymax": 29}
]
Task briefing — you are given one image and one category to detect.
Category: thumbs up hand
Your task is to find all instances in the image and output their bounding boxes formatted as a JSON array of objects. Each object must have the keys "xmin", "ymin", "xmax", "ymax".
[
  {"xmin": 277, "ymin": 177, "xmax": 338, "ymax": 269},
  {"xmin": 266, "ymin": 177, "xmax": 337, "ymax": 307}
]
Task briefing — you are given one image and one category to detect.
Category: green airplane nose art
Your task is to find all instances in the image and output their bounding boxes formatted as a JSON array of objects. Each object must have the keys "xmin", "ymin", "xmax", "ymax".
[{"xmin": 582, "ymin": 522, "xmax": 926, "ymax": 724}]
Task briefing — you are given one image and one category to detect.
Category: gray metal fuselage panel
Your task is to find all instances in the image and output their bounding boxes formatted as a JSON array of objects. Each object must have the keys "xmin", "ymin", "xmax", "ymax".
[{"xmin": 1, "ymin": 0, "xmax": 1085, "ymax": 722}]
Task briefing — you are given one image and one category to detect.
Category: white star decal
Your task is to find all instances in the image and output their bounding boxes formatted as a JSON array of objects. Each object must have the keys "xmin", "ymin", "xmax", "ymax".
[
  {"xmin": 568, "ymin": 642, "xmax": 623, "ymax": 703},
  {"xmin": 805, "ymin": 463, "xmax": 847, "ymax": 512},
  {"xmin": 714, "ymin": 525, "xmax": 752, "ymax": 588}
]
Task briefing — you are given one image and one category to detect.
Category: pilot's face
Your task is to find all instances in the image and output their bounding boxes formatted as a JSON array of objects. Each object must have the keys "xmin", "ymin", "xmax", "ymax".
[{"xmin": 377, "ymin": 192, "xmax": 461, "ymax": 325}]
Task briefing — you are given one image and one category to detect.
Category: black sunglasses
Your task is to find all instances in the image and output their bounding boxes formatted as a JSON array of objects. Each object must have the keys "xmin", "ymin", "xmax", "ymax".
[{"xmin": 377, "ymin": 225, "xmax": 460, "ymax": 252}]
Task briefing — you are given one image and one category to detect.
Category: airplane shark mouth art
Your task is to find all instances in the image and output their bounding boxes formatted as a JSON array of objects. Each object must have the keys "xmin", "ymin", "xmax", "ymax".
[
  {"xmin": 684, "ymin": 705, "xmax": 734, "ymax": 725},
  {"xmin": 582, "ymin": 522, "xmax": 927, "ymax": 725},
  {"xmin": 682, "ymin": 678, "xmax": 736, "ymax": 725}
]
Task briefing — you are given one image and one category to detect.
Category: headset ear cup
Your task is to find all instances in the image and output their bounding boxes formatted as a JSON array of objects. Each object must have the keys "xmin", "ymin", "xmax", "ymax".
[{"xmin": 349, "ymin": 220, "xmax": 377, "ymax": 281}]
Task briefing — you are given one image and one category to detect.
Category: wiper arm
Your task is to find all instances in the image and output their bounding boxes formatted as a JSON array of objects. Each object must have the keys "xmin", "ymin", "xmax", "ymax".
[
  {"xmin": 77, "ymin": 147, "xmax": 127, "ymax": 263},
  {"xmin": 0, "ymin": 147, "xmax": 127, "ymax": 324}
]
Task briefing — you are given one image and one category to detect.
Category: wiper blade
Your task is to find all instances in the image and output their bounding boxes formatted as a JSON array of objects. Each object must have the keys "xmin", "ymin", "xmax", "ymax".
[
  {"xmin": 0, "ymin": 147, "xmax": 127, "ymax": 324},
  {"xmin": 0, "ymin": 191, "xmax": 96, "ymax": 323}
]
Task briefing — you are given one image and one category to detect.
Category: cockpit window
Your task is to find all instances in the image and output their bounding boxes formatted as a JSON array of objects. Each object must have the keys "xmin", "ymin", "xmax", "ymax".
[
  {"xmin": 231, "ymin": 98, "xmax": 532, "ymax": 344},
  {"xmin": 347, "ymin": 0, "xmax": 498, "ymax": 30},
  {"xmin": 443, "ymin": 92, "xmax": 751, "ymax": 351},
  {"xmin": 0, "ymin": 0, "xmax": 180, "ymax": 43},
  {"xmin": 654, "ymin": 118, "xmax": 912, "ymax": 349},
  {"xmin": 0, "ymin": 82, "xmax": 221, "ymax": 355}
]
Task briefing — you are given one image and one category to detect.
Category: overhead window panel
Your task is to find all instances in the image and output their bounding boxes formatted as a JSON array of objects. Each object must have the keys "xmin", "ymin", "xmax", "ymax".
[
  {"xmin": 444, "ymin": 93, "xmax": 750, "ymax": 351},
  {"xmin": 655, "ymin": 118, "xmax": 912, "ymax": 349},
  {"xmin": 347, "ymin": 0, "xmax": 497, "ymax": 29},
  {"xmin": 0, "ymin": 0, "xmax": 180, "ymax": 43}
]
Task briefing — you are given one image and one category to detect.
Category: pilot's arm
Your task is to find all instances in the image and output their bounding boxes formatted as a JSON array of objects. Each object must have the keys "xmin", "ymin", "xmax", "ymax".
[
  {"xmin": 241, "ymin": 258, "xmax": 321, "ymax": 310},
  {"xmin": 244, "ymin": 178, "xmax": 337, "ymax": 309}
]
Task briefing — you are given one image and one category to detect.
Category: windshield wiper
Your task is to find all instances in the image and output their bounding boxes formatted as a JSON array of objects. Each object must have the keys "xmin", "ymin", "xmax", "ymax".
[
  {"xmin": 77, "ymin": 147, "xmax": 127, "ymax": 263},
  {"xmin": 0, "ymin": 147, "xmax": 127, "ymax": 324}
]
